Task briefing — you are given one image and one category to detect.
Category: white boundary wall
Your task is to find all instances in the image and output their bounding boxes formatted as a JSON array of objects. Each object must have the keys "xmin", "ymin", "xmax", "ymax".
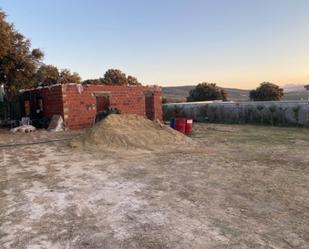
[{"xmin": 163, "ymin": 101, "xmax": 309, "ymax": 126}]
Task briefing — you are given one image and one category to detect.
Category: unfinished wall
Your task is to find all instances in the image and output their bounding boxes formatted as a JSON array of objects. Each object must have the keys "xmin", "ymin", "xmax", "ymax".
[
  {"xmin": 152, "ymin": 91, "xmax": 163, "ymax": 121},
  {"xmin": 41, "ymin": 85, "xmax": 64, "ymax": 118},
  {"xmin": 144, "ymin": 91, "xmax": 162, "ymax": 121},
  {"xmin": 20, "ymin": 85, "xmax": 64, "ymax": 119},
  {"xmin": 163, "ymin": 101, "xmax": 309, "ymax": 126},
  {"xmin": 62, "ymin": 84, "xmax": 162, "ymax": 129},
  {"xmin": 20, "ymin": 83, "xmax": 162, "ymax": 129}
]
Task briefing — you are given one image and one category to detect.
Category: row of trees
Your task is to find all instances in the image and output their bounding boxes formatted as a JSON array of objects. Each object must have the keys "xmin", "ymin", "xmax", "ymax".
[
  {"xmin": 0, "ymin": 9, "xmax": 141, "ymax": 100},
  {"xmin": 35, "ymin": 66, "xmax": 141, "ymax": 87},
  {"xmin": 187, "ymin": 82, "xmax": 284, "ymax": 102},
  {"xmin": 82, "ymin": 69, "xmax": 141, "ymax": 86},
  {"xmin": 35, "ymin": 65, "xmax": 81, "ymax": 86}
]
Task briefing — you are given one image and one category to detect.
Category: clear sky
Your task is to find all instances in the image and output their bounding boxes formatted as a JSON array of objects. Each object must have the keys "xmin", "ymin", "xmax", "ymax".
[{"xmin": 1, "ymin": 0, "xmax": 309, "ymax": 88}]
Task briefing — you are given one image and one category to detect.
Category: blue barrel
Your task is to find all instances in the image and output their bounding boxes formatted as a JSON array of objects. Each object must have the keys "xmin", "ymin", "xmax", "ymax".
[{"xmin": 170, "ymin": 117, "xmax": 175, "ymax": 128}]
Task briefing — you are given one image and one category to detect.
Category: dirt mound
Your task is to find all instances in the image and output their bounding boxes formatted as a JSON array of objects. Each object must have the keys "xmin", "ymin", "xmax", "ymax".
[{"xmin": 72, "ymin": 114, "xmax": 192, "ymax": 150}]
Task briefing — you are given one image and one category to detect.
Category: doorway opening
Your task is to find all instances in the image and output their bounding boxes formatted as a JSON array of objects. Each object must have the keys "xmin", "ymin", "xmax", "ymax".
[
  {"xmin": 145, "ymin": 92, "xmax": 155, "ymax": 120},
  {"xmin": 96, "ymin": 95, "xmax": 110, "ymax": 114}
]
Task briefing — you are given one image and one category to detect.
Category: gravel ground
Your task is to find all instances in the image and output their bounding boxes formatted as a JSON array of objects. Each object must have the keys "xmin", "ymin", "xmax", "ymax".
[{"xmin": 0, "ymin": 124, "xmax": 308, "ymax": 249}]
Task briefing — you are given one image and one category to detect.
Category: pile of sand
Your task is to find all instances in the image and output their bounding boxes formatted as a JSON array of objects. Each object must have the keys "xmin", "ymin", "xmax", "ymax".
[{"xmin": 72, "ymin": 114, "xmax": 191, "ymax": 150}]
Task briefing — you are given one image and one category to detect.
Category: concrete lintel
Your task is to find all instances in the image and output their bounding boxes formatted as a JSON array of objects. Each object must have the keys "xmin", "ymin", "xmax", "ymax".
[{"xmin": 93, "ymin": 91, "xmax": 111, "ymax": 97}]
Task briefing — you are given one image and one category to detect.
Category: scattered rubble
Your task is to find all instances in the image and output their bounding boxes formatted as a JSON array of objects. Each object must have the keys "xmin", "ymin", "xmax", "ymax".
[
  {"xmin": 48, "ymin": 115, "xmax": 64, "ymax": 132},
  {"xmin": 10, "ymin": 125, "xmax": 36, "ymax": 133}
]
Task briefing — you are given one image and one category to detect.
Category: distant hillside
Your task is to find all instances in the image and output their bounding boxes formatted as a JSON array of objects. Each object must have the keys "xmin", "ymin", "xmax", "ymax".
[
  {"xmin": 283, "ymin": 91, "xmax": 307, "ymax": 100},
  {"xmin": 162, "ymin": 86, "xmax": 195, "ymax": 102},
  {"xmin": 282, "ymin": 84, "xmax": 306, "ymax": 93},
  {"xmin": 162, "ymin": 85, "xmax": 307, "ymax": 102},
  {"xmin": 162, "ymin": 86, "xmax": 250, "ymax": 102}
]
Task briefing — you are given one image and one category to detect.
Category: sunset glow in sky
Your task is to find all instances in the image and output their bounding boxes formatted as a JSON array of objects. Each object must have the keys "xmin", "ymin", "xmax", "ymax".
[{"xmin": 1, "ymin": 0, "xmax": 309, "ymax": 88}]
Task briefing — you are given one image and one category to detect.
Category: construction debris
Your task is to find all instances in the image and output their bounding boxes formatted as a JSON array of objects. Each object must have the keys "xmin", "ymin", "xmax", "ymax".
[
  {"xmin": 72, "ymin": 114, "xmax": 191, "ymax": 150},
  {"xmin": 48, "ymin": 115, "xmax": 64, "ymax": 132},
  {"xmin": 11, "ymin": 125, "xmax": 36, "ymax": 133}
]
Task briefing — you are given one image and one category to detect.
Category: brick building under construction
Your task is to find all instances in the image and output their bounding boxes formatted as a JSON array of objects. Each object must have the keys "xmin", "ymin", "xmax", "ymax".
[{"xmin": 20, "ymin": 83, "xmax": 162, "ymax": 129}]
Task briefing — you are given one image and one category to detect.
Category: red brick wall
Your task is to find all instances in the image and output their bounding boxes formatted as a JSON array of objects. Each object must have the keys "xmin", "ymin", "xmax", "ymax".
[
  {"xmin": 20, "ymin": 85, "xmax": 64, "ymax": 119},
  {"xmin": 62, "ymin": 84, "xmax": 162, "ymax": 129},
  {"xmin": 152, "ymin": 91, "xmax": 163, "ymax": 121},
  {"xmin": 22, "ymin": 83, "xmax": 162, "ymax": 129},
  {"xmin": 40, "ymin": 85, "xmax": 64, "ymax": 118}
]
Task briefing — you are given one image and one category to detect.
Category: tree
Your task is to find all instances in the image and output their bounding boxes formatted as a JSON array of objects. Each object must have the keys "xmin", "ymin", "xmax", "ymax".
[
  {"xmin": 187, "ymin": 83, "xmax": 228, "ymax": 102},
  {"xmin": 84, "ymin": 69, "xmax": 142, "ymax": 86},
  {"xmin": 250, "ymin": 82, "xmax": 284, "ymax": 101},
  {"xmin": 35, "ymin": 65, "xmax": 59, "ymax": 86},
  {"xmin": 162, "ymin": 97, "xmax": 168, "ymax": 104},
  {"xmin": 34, "ymin": 65, "xmax": 81, "ymax": 86},
  {"xmin": 102, "ymin": 69, "xmax": 128, "ymax": 85},
  {"xmin": 0, "ymin": 9, "xmax": 44, "ymax": 98},
  {"xmin": 59, "ymin": 69, "xmax": 81, "ymax": 84},
  {"xmin": 127, "ymin": 75, "xmax": 141, "ymax": 85},
  {"xmin": 82, "ymin": 79, "xmax": 102, "ymax": 85}
]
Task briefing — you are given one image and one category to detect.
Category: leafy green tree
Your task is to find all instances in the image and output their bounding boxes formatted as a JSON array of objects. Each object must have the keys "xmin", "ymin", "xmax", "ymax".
[
  {"xmin": 102, "ymin": 69, "xmax": 128, "ymax": 85},
  {"xmin": 220, "ymin": 89, "xmax": 228, "ymax": 101},
  {"xmin": 250, "ymin": 82, "xmax": 284, "ymax": 101},
  {"xmin": 34, "ymin": 65, "xmax": 81, "ymax": 86},
  {"xmin": 187, "ymin": 83, "xmax": 228, "ymax": 102},
  {"xmin": 82, "ymin": 79, "xmax": 102, "ymax": 85},
  {"xmin": 162, "ymin": 97, "xmax": 168, "ymax": 104},
  {"xmin": 0, "ymin": 9, "xmax": 44, "ymax": 99},
  {"xmin": 35, "ymin": 65, "xmax": 59, "ymax": 86},
  {"xmin": 59, "ymin": 69, "xmax": 81, "ymax": 84},
  {"xmin": 127, "ymin": 75, "xmax": 141, "ymax": 85},
  {"xmin": 84, "ymin": 69, "xmax": 142, "ymax": 86}
]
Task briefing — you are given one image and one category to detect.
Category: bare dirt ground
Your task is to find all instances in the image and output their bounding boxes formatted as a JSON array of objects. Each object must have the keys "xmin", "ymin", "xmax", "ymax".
[{"xmin": 0, "ymin": 124, "xmax": 308, "ymax": 249}]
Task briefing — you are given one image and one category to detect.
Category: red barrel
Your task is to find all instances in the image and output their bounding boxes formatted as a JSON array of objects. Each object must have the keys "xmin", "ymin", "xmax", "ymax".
[
  {"xmin": 185, "ymin": 119, "xmax": 193, "ymax": 134},
  {"xmin": 174, "ymin": 118, "xmax": 186, "ymax": 133}
]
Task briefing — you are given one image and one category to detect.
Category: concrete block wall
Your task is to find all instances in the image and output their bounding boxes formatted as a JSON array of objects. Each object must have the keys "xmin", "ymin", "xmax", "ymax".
[{"xmin": 163, "ymin": 101, "xmax": 309, "ymax": 126}]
